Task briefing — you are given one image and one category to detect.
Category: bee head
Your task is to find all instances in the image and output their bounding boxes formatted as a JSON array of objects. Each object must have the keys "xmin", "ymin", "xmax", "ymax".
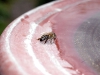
[
  {"xmin": 37, "ymin": 35, "xmax": 48, "ymax": 42},
  {"xmin": 39, "ymin": 38, "xmax": 44, "ymax": 41}
]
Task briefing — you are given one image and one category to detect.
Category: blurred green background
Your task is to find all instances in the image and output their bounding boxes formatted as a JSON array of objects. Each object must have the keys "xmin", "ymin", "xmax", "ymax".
[{"xmin": 0, "ymin": 0, "xmax": 54, "ymax": 35}]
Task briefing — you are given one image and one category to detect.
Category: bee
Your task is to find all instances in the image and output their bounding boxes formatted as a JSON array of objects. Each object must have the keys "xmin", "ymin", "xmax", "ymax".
[{"xmin": 37, "ymin": 32, "xmax": 56, "ymax": 44}]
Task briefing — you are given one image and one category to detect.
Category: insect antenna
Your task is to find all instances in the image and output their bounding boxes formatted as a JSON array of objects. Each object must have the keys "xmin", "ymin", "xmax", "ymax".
[{"xmin": 37, "ymin": 38, "xmax": 40, "ymax": 40}]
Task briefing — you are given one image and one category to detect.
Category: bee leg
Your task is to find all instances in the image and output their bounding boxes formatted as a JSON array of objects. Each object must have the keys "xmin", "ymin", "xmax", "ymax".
[
  {"xmin": 54, "ymin": 38, "xmax": 56, "ymax": 40},
  {"xmin": 50, "ymin": 39, "xmax": 53, "ymax": 44},
  {"xmin": 44, "ymin": 39, "xmax": 48, "ymax": 44},
  {"xmin": 52, "ymin": 38, "xmax": 56, "ymax": 43}
]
